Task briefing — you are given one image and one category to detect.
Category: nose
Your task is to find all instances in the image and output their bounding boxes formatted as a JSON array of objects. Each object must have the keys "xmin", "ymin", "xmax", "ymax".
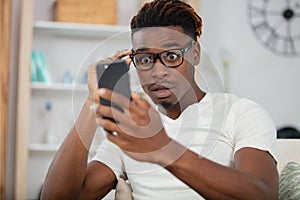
[{"xmin": 151, "ymin": 59, "xmax": 169, "ymax": 81}]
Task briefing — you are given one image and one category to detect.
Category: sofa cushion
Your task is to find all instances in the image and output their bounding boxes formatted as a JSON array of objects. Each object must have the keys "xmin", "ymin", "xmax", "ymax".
[{"xmin": 279, "ymin": 161, "xmax": 300, "ymax": 200}]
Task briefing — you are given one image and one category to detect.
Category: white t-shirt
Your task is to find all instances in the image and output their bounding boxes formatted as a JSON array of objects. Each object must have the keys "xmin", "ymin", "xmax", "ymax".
[{"xmin": 92, "ymin": 92, "xmax": 276, "ymax": 200}]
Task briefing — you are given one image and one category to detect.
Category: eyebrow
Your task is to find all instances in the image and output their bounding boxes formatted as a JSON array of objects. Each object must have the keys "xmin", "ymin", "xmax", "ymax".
[
  {"xmin": 134, "ymin": 42, "xmax": 182, "ymax": 53},
  {"xmin": 134, "ymin": 47, "xmax": 150, "ymax": 53}
]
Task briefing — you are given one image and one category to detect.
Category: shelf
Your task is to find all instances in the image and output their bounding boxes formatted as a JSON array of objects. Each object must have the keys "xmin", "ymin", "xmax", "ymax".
[
  {"xmin": 33, "ymin": 20, "xmax": 131, "ymax": 38},
  {"xmin": 28, "ymin": 143, "xmax": 60, "ymax": 152},
  {"xmin": 31, "ymin": 82, "xmax": 87, "ymax": 92}
]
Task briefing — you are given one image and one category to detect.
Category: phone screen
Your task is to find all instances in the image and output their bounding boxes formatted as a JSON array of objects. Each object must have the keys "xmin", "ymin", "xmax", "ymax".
[{"xmin": 96, "ymin": 60, "xmax": 131, "ymax": 119}]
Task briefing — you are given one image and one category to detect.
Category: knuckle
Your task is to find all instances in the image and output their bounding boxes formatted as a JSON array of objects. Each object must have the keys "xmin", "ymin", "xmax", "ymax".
[{"xmin": 138, "ymin": 109, "xmax": 149, "ymax": 119}]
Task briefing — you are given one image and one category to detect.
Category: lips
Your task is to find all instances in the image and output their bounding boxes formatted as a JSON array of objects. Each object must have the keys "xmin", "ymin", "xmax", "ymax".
[{"xmin": 149, "ymin": 83, "xmax": 174, "ymax": 99}]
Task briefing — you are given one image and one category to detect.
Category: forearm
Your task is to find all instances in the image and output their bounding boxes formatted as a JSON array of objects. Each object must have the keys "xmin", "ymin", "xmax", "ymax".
[
  {"xmin": 41, "ymin": 99, "xmax": 98, "ymax": 199},
  {"xmin": 163, "ymin": 142, "xmax": 275, "ymax": 200}
]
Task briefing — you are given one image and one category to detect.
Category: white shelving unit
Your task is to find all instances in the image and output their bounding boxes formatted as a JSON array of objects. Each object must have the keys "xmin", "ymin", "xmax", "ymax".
[
  {"xmin": 26, "ymin": 20, "xmax": 132, "ymax": 198},
  {"xmin": 15, "ymin": 0, "xmax": 141, "ymax": 199},
  {"xmin": 31, "ymin": 82, "xmax": 87, "ymax": 92},
  {"xmin": 28, "ymin": 143, "xmax": 59, "ymax": 152},
  {"xmin": 34, "ymin": 20, "xmax": 130, "ymax": 38},
  {"xmin": 16, "ymin": 4, "xmax": 134, "ymax": 199}
]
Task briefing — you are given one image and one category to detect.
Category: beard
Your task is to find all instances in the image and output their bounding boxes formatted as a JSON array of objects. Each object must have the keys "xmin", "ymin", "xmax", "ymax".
[{"xmin": 160, "ymin": 101, "xmax": 173, "ymax": 110}]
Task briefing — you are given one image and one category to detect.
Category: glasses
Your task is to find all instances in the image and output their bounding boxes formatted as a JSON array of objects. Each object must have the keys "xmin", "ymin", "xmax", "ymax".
[{"xmin": 130, "ymin": 41, "xmax": 195, "ymax": 71}]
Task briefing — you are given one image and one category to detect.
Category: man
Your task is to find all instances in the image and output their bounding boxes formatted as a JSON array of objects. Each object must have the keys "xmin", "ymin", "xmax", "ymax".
[{"xmin": 41, "ymin": 0, "xmax": 278, "ymax": 199}]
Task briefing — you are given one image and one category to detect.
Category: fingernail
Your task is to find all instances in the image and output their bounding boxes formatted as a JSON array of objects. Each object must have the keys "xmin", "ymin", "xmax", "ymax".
[
  {"xmin": 131, "ymin": 92, "xmax": 139, "ymax": 99},
  {"xmin": 112, "ymin": 132, "xmax": 118, "ymax": 136}
]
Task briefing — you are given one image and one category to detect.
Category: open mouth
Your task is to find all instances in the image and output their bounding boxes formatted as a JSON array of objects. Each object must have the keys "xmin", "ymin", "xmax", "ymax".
[{"xmin": 150, "ymin": 84, "xmax": 174, "ymax": 99}]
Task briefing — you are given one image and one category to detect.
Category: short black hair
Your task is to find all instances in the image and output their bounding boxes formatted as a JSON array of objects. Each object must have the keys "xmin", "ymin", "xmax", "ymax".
[{"xmin": 130, "ymin": 0, "xmax": 203, "ymax": 41}]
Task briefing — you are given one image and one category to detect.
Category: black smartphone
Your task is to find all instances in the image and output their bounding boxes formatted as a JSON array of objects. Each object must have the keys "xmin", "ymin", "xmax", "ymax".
[{"xmin": 96, "ymin": 60, "xmax": 131, "ymax": 122}]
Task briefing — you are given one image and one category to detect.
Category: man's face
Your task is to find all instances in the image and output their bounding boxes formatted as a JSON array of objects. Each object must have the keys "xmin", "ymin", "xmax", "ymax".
[{"xmin": 131, "ymin": 26, "xmax": 200, "ymax": 110}]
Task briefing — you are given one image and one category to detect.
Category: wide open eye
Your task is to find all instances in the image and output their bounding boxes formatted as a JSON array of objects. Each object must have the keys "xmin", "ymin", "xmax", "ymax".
[
  {"xmin": 140, "ymin": 55, "xmax": 152, "ymax": 64},
  {"xmin": 162, "ymin": 50, "xmax": 182, "ymax": 64},
  {"xmin": 135, "ymin": 54, "xmax": 153, "ymax": 65}
]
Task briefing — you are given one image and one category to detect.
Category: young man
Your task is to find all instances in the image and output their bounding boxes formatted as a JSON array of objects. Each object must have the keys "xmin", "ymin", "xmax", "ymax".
[{"xmin": 41, "ymin": 0, "xmax": 278, "ymax": 199}]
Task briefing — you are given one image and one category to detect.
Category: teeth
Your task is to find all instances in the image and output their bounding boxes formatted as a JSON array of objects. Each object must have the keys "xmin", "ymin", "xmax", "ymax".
[
  {"xmin": 152, "ymin": 86, "xmax": 169, "ymax": 91},
  {"xmin": 158, "ymin": 89, "xmax": 167, "ymax": 92}
]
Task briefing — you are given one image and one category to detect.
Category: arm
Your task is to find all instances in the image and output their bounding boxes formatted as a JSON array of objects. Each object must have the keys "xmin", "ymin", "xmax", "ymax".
[
  {"xmin": 96, "ymin": 89, "xmax": 279, "ymax": 200},
  {"xmin": 40, "ymin": 99, "xmax": 117, "ymax": 200},
  {"xmin": 41, "ymin": 50, "xmax": 132, "ymax": 199},
  {"xmin": 164, "ymin": 145, "xmax": 278, "ymax": 199}
]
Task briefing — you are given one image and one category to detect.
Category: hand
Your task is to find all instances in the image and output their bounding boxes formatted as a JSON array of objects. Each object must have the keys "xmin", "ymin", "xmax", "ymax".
[
  {"xmin": 95, "ymin": 88, "xmax": 178, "ymax": 164},
  {"xmin": 87, "ymin": 49, "xmax": 132, "ymax": 102}
]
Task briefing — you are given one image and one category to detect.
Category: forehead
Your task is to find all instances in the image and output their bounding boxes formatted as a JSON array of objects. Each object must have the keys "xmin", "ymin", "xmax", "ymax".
[{"xmin": 132, "ymin": 26, "xmax": 192, "ymax": 49}]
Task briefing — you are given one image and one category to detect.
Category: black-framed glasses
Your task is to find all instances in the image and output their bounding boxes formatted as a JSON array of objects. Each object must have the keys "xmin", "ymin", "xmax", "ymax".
[{"xmin": 130, "ymin": 41, "xmax": 195, "ymax": 71}]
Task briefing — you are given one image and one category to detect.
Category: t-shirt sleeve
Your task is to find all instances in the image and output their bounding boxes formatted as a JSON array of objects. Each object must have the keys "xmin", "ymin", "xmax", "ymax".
[
  {"xmin": 232, "ymin": 99, "xmax": 277, "ymax": 161},
  {"xmin": 90, "ymin": 138, "xmax": 124, "ymax": 180}
]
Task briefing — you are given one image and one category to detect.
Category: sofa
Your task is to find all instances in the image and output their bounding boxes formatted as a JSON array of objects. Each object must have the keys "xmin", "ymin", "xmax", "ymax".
[
  {"xmin": 103, "ymin": 139, "xmax": 300, "ymax": 200},
  {"xmin": 275, "ymin": 139, "xmax": 300, "ymax": 173}
]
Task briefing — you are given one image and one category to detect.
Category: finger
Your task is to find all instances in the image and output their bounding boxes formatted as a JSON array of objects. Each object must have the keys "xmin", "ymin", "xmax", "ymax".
[
  {"xmin": 125, "ymin": 93, "xmax": 151, "ymax": 121},
  {"xmin": 98, "ymin": 116, "xmax": 129, "ymax": 141},
  {"xmin": 105, "ymin": 127, "xmax": 135, "ymax": 148},
  {"xmin": 99, "ymin": 88, "xmax": 131, "ymax": 110},
  {"xmin": 125, "ymin": 57, "xmax": 133, "ymax": 67},
  {"xmin": 95, "ymin": 102, "xmax": 123, "ymax": 123},
  {"xmin": 97, "ymin": 116, "xmax": 119, "ymax": 133},
  {"xmin": 131, "ymin": 92, "xmax": 150, "ymax": 108},
  {"xmin": 96, "ymin": 49, "xmax": 132, "ymax": 66},
  {"xmin": 94, "ymin": 88, "xmax": 103, "ymax": 104},
  {"xmin": 106, "ymin": 132, "xmax": 121, "ymax": 146},
  {"xmin": 113, "ymin": 49, "xmax": 132, "ymax": 60},
  {"xmin": 87, "ymin": 64, "xmax": 98, "ymax": 100}
]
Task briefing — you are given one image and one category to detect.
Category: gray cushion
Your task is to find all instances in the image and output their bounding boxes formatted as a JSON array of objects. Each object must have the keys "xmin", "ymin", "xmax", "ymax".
[
  {"xmin": 279, "ymin": 161, "xmax": 300, "ymax": 200},
  {"xmin": 115, "ymin": 178, "xmax": 133, "ymax": 200}
]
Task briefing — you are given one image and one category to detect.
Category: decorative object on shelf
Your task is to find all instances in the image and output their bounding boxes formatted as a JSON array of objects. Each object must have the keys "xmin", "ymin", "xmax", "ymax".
[
  {"xmin": 248, "ymin": 0, "xmax": 300, "ymax": 56},
  {"xmin": 53, "ymin": 0, "xmax": 117, "ymax": 25},
  {"xmin": 63, "ymin": 70, "xmax": 73, "ymax": 84},
  {"xmin": 31, "ymin": 53, "xmax": 38, "ymax": 82},
  {"xmin": 82, "ymin": 71, "xmax": 88, "ymax": 84},
  {"xmin": 31, "ymin": 51, "xmax": 52, "ymax": 83},
  {"xmin": 42, "ymin": 101, "xmax": 56, "ymax": 144}
]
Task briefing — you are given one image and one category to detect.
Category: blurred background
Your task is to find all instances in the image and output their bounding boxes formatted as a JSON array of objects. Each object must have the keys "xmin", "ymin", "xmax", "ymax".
[{"xmin": 2, "ymin": 0, "xmax": 299, "ymax": 199}]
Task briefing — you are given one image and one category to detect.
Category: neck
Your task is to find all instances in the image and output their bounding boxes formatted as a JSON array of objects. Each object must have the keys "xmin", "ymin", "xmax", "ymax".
[{"xmin": 159, "ymin": 82, "xmax": 205, "ymax": 119}]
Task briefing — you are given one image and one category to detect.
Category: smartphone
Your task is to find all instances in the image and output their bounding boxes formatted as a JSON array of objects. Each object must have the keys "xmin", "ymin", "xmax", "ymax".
[{"xmin": 96, "ymin": 60, "xmax": 131, "ymax": 121}]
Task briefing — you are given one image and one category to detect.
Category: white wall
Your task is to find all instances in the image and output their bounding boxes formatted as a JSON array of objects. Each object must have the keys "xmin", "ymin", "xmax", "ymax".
[{"xmin": 200, "ymin": 0, "xmax": 300, "ymax": 130}]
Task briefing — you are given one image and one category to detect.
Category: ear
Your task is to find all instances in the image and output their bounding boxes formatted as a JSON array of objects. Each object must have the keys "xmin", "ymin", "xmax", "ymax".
[{"xmin": 192, "ymin": 41, "xmax": 201, "ymax": 65}]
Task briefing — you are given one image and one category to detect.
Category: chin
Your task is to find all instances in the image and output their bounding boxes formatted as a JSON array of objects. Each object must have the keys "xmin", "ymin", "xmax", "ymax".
[{"xmin": 160, "ymin": 101, "xmax": 173, "ymax": 110}]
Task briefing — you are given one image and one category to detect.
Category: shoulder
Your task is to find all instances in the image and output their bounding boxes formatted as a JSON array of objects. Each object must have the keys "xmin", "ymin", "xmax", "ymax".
[
  {"xmin": 206, "ymin": 92, "xmax": 276, "ymax": 141},
  {"xmin": 207, "ymin": 92, "xmax": 269, "ymax": 117}
]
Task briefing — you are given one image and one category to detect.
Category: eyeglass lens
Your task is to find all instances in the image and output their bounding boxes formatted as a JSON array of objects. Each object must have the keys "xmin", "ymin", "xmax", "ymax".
[{"xmin": 133, "ymin": 49, "xmax": 183, "ymax": 69}]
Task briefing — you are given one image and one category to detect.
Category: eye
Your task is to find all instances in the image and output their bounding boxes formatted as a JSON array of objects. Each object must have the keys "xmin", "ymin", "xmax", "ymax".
[
  {"xmin": 136, "ymin": 54, "xmax": 153, "ymax": 64},
  {"xmin": 141, "ymin": 56, "xmax": 152, "ymax": 64},
  {"xmin": 165, "ymin": 52, "xmax": 180, "ymax": 61}
]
